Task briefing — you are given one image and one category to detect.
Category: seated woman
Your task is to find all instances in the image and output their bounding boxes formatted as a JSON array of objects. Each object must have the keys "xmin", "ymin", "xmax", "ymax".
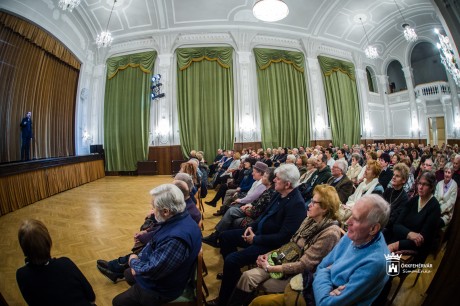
[
  {"xmin": 296, "ymin": 155, "xmax": 308, "ymax": 177},
  {"xmin": 346, "ymin": 153, "xmax": 362, "ymax": 186},
  {"xmin": 298, "ymin": 157, "xmax": 316, "ymax": 184},
  {"xmin": 213, "ymin": 152, "xmax": 241, "ymax": 188},
  {"xmin": 16, "ymin": 219, "xmax": 96, "ymax": 305},
  {"xmin": 388, "ymin": 171, "xmax": 441, "ymax": 263},
  {"xmin": 383, "ymin": 163, "xmax": 409, "ymax": 239},
  {"xmin": 227, "ymin": 185, "xmax": 342, "ymax": 305},
  {"xmin": 202, "ymin": 168, "xmax": 276, "ymax": 247},
  {"xmin": 338, "ymin": 159, "xmax": 383, "ymax": 224},
  {"xmin": 434, "ymin": 165, "xmax": 458, "ymax": 228}
]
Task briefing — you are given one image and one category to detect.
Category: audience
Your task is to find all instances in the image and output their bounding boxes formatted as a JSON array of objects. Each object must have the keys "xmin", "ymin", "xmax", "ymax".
[
  {"xmin": 231, "ymin": 185, "xmax": 342, "ymax": 305},
  {"xmin": 347, "ymin": 153, "xmax": 363, "ymax": 186},
  {"xmin": 17, "ymin": 219, "xmax": 96, "ymax": 306},
  {"xmin": 206, "ymin": 164, "xmax": 306, "ymax": 306}
]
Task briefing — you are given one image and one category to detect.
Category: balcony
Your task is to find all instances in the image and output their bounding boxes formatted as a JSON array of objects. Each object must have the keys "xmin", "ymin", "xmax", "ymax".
[{"xmin": 415, "ymin": 81, "xmax": 451, "ymax": 101}]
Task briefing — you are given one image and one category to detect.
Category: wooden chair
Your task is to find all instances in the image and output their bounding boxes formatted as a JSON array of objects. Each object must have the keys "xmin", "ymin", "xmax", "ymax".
[{"xmin": 163, "ymin": 249, "xmax": 204, "ymax": 306}]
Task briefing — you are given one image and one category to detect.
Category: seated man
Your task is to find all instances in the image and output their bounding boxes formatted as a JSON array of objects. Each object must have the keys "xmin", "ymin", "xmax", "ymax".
[
  {"xmin": 202, "ymin": 167, "xmax": 275, "ymax": 248},
  {"xmin": 298, "ymin": 153, "xmax": 332, "ymax": 203},
  {"xmin": 326, "ymin": 160, "xmax": 354, "ymax": 203},
  {"xmin": 96, "ymin": 176, "xmax": 201, "ymax": 282},
  {"xmin": 206, "ymin": 164, "xmax": 307, "ymax": 305},
  {"xmin": 113, "ymin": 184, "xmax": 202, "ymax": 306},
  {"xmin": 313, "ymin": 194, "xmax": 390, "ymax": 305}
]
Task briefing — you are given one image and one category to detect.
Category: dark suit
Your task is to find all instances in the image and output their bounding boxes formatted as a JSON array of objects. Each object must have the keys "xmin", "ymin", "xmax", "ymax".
[
  {"xmin": 20, "ymin": 116, "xmax": 33, "ymax": 161},
  {"xmin": 217, "ymin": 188, "xmax": 306, "ymax": 302},
  {"xmin": 327, "ymin": 175, "xmax": 354, "ymax": 203}
]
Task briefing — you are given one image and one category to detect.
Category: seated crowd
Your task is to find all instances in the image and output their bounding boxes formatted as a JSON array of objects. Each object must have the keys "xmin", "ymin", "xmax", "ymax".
[{"xmin": 15, "ymin": 142, "xmax": 459, "ymax": 306}]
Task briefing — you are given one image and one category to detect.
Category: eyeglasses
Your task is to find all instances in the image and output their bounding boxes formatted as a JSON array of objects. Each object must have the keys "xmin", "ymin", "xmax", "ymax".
[
  {"xmin": 419, "ymin": 182, "xmax": 431, "ymax": 187},
  {"xmin": 310, "ymin": 200, "xmax": 322, "ymax": 206}
]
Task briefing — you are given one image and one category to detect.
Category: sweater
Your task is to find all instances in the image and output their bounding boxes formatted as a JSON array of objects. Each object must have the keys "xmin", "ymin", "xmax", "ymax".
[
  {"xmin": 313, "ymin": 233, "xmax": 389, "ymax": 306},
  {"xmin": 17, "ymin": 257, "xmax": 95, "ymax": 306},
  {"xmin": 435, "ymin": 179, "xmax": 458, "ymax": 226}
]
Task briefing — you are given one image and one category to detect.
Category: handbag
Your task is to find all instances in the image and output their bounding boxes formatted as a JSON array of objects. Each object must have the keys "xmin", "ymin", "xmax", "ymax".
[{"xmin": 267, "ymin": 241, "xmax": 302, "ymax": 279}]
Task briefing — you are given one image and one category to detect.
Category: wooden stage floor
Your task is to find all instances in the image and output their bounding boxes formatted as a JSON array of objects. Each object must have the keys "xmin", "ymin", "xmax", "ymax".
[{"xmin": 0, "ymin": 176, "xmax": 442, "ymax": 305}]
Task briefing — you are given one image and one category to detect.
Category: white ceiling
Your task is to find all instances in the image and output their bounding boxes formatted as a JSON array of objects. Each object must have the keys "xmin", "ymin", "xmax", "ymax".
[
  {"xmin": 78, "ymin": 0, "xmax": 441, "ymax": 48},
  {"xmin": 0, "ymin": 0, "xmax": 445, "ymax": 60}
]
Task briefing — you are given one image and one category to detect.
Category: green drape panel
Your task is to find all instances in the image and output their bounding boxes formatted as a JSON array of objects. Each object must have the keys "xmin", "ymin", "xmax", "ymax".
[
  {"xmin": 104, "ymin": 51, "xmax": 156, "ymax": 171},
  {"xmin": 254, "ymin": 48, "xmax": 310, "ymax": 148},
  {"xmin": 318, "ymin": 56, "xmax": 360, "ymax": 146},
  {"xmin": 177, "ymin": 47, "xmax": 234, "ymax": 163}
]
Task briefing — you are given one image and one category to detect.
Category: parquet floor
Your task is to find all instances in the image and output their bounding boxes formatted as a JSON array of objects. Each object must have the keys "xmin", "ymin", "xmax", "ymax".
[{"xmin": 0, "ymin": 176, "xmax": 443, "ymax": 305}]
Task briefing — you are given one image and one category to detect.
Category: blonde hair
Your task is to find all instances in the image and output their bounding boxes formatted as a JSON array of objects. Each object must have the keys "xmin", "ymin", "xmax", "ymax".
[{"xmin": 312, "ymin": 185, "xmax": 340, "ymax": 220}]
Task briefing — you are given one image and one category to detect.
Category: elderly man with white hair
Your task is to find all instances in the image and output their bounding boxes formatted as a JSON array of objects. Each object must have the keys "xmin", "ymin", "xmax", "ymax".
[
  {"xmin": 113, "ymin": 184, "xmax": 202, "ymax": 306},
  {"xmin": 313, "ymin": 195, "xmax": 390, "ymax": 306},
  {"xmin": 326, "ymin": 160, "xmax": 354, "ymax": 203}
]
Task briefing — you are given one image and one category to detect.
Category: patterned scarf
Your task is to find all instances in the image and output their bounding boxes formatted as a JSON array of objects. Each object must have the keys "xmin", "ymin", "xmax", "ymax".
[{"xmin": 291, "ymin": 217, "xmax": 336, "ymax": 249}]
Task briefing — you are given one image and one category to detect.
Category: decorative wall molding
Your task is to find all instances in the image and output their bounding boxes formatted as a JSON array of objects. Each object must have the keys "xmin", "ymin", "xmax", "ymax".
[
  {"xmin": 176, "ymin": 32, "xmax": 233, "ymax": 44},
  {"xmin": 318, "ymin": 44, "xmax": 353, "ymax": 61},
  {"xmin": 109, "ymin": 39, "xmax": 155, "ymax": 55},
  {"xmin": 252, "ymin": 35, "xmax": 302, "ymax": 50}
]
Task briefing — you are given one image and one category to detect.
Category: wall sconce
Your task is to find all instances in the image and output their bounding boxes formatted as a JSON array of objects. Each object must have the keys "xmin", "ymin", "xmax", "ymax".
[
  {"xmin": 82, "ymin": 129, "xmax": 93, "ymax": 145},
  {"xmin": 155, "ymin": 118, "xmax": 170, "ymax": 145},
  {"xmin": 241, "ymin": 114, "xmax": 256, "ymax": 141},
  {"xmin": 363, "ymin": 120, "xmax": 373, "ymax": 137}
]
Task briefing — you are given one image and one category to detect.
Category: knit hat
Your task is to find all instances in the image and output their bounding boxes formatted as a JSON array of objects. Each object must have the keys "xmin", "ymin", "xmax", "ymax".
[{"xmin": 254, "ymin": 161, "xmax": 269, "ymax": 173}]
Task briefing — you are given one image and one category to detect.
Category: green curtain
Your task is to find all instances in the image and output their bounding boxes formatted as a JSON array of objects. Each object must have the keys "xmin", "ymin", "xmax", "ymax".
[
  {"xmin": 177, "ymin": 47, "xmax": 234, "ymax": 163},
  {"xmin": 318, "ymin": 55, "xmax": 361, "ymax": 146},
  {"xmin": 254, "ymin": 48, "xmax": 310, "ymax": 148},
  {"xmin": 104, "ymin": 51, "xmax": 156, "ymax": 171}
]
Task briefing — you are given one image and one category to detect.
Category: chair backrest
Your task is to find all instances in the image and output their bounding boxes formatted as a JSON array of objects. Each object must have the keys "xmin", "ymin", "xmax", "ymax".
[{"xmin": 163, "ymin": 249, "xmax": 203, "ymax": 306}]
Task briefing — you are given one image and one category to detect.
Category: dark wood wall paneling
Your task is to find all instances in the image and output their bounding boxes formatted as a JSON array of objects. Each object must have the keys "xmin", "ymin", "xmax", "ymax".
[
  {"xmin": 148, "ymin": 146, "xmax": 184, "ymax": 175},
  {"xmin": 233, "ymin": 142, "xmax": 263, "ymax": 152}
]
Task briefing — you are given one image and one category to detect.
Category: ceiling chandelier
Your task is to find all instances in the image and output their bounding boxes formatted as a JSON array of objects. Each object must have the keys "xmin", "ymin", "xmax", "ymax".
[
  {"xmin": 58, "ymin": 0, "xmax": 81, "ymax": 12},
  {"xmin": 394, "ymin": 0, "xmax": 417, "ymax": 42},
  {"xmin": 435, "ymin": 28, "xmax": 460, "ymax": 86},
  {"xmin": 359, "ymin": 18, "xmax": 379, "ymax": 59},
  {"xmin": 96, "ymin": 0, "xmax": 116, "ymax": 48},
  {"xmin": 253, "ymin": 0, "xmax": 289, "ymax": 22}
]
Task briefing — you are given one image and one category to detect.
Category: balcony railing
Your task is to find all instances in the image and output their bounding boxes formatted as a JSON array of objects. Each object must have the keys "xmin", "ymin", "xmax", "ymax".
[{"xmin": 415, "ymin": 81, "xmax": 451, "ymax": 100}]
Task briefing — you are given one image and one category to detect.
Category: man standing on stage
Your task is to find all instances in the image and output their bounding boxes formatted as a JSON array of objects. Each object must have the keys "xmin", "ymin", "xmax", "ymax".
[{"xmin": 20, "ymin": 111, "xmax": 33, "ymax": 161}]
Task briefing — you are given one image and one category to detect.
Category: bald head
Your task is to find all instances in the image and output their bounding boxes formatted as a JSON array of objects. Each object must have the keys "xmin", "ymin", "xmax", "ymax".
[{"xmin": 172, "ymin": 180, "xmax": 190, "ymax": 200}]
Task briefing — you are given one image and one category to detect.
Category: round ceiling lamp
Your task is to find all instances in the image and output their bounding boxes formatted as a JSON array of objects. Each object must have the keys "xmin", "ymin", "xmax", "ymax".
[{"xmin": 253, "ymin": 0, "xmax": 289, "ymax": 22}]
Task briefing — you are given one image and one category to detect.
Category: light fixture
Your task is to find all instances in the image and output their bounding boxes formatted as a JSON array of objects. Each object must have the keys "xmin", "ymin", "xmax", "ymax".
[
  {"xmin": 253, "ymin": 0, "xmax": 289, "ymax": 22},
  {"xmin": 359, "ymin": 18, "xmax": 379, "ymax": 59},
  {"xmin": 58, "ymin": 0, "xmax": 81, "ymax": 12},
  {"xmin": 151, "ymin": 74, "xmax": 165, "ymax": 100},
  {"xmin": 394, "ymin": 0, "xmax": 417, "ymax": 42},
  {"xmin": 435, "ymin": 28, "xmax": 460, "ymax": 86},
  {"xmin": 96, "ymin": 0, "xmax": 116, "ymax": 48}
]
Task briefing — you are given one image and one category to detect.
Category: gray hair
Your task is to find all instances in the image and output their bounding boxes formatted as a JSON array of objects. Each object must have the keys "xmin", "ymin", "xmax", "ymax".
[
  {"xmin": 149, "ymin": 184, "xmax": 186, "ymax": 215},
  {"xmin": 335, "ymin": 160, "xmax": 348, "ymax": 174},
  {"xmin": 174, "ymin": 173, "xmax": 194, "ymax": 192},
  {"xmin": 275, "ymin": 164, "xmax": 300, "ymax": 188},
  {"xmin": 444, "ymin": 164, "xmax": 453, "ymax": 172},
  {"xmin": 286, "ymin": 154, "xmax": 297, "ymax": 163},
  {"xmin": 351, "ymin": 153, "xmax": 361, "ymax": 163},
  {"xmin": 360, "ymin": 194, "xmax": 390, "ymax": 229}
]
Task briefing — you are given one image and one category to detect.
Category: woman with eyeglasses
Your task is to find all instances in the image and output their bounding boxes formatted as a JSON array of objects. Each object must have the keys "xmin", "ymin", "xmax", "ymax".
[
  {"xmin": 388, "ymin": 171, "xmax": 440, "ymax": 263},
  {"xmin": 227, "ymin": 185, "xmax": 342, "ymax": 306}
]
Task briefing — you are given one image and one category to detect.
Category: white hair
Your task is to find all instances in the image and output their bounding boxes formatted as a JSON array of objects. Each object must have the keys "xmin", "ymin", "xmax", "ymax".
[
  {"xmin": 275, "ymin": 164, "xmax": 300, "ymax": 188},
  {"xmin": 360, "ymin": 194, "xmax": 390, "ymax": 229},
  {"xmin": 335, "ymin": 160, "xmax": 348, "ymax": 174},
  {"xmin": 149, "ymin": 184, "xmax": 186, "ymax": 215}
]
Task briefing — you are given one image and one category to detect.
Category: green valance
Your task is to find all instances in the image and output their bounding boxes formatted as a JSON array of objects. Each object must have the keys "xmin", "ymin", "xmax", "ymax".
[
  {"xmin": 177, "ymin": 47, "xmax": 233, "ymax": 71},
  {"xmin": 107, "ymin": 51, "xmax": 156, "ymax": 80},
  {"xmin": 254, "ymin": 48, "xmax": 304, "ymax": 73},
  {"xmin": 318, "ymin": 55, "xmax": 355, "ymax": 81}
]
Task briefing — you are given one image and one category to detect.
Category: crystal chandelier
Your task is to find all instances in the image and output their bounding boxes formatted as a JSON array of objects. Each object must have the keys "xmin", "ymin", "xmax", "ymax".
[
  {"xmin": 435, "ymin": 28, "xmax": 460, "ymax": 86},
  {"xmin": 253, "ymin": 0, "xmax": 289, "ymax": 22},
  {"xmin": 359, "ymin": 18, "xmax": 379, "ymax": 59},
  {"xmin": 58, "ymin": 0, "xmax": 81, "ymax": 12},
  {"xmin": 394, "ymin": 0, "xmax": 417, "ymax": 42},
  {"xmin": 96, "ymin": 0, "xmax": 116, "ymax": 48}
]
